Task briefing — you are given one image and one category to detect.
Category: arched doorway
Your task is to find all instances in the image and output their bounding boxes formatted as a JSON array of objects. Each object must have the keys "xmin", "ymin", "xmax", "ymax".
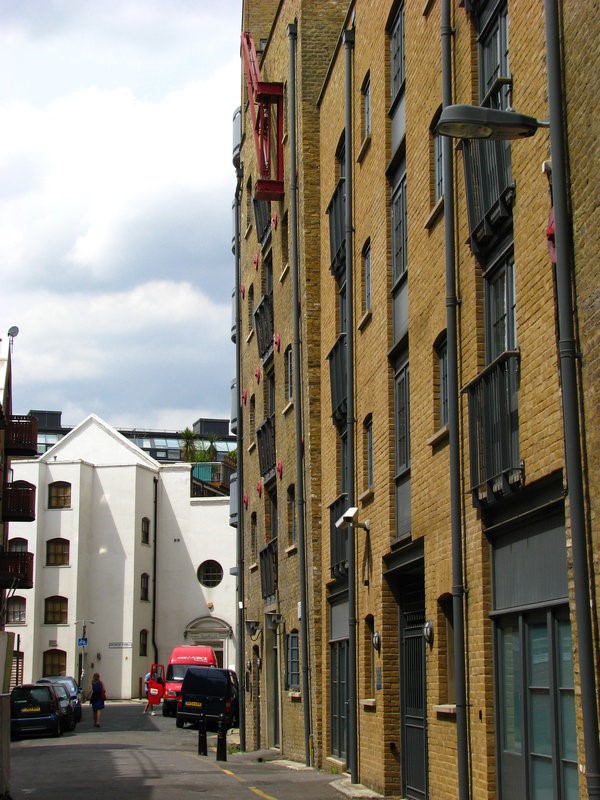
[{"xmin": 183, "ymin": 617, "xmax": 233, "ymax": 668}]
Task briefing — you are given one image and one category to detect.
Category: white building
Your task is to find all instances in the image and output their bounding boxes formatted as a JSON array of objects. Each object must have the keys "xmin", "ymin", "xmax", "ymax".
[{"xmin": 5, "ymin": 414, "xmax": 236, "ymax": 698}]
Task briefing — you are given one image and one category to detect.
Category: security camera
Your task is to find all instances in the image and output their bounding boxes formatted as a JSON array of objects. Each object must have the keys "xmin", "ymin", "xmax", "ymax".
[{"xmin": 335, "ymin": 506, "xmax": 360, "ymax": 529}]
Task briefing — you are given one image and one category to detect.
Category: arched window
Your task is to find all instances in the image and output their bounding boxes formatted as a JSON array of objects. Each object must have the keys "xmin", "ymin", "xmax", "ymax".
[
  {"xmin": 141, "ymin": 573, "xmax": 150, "ymax": 601},
  {"xmin": 48, "ymin": 481, "xmax": 71, "ymax": 509},
  {"xmin": 8, "ymin": 538, "xmax": 27, "ymax": 553},
  {"xmin": 44, "ymin": 596, "xmax": 68, "ymax": 625},
  {"xmin": 46, "ymin": 538, "xmax": 70, "ymax": 566},
  {"xmin": 141, "ymin": 517, "xmax": 150, "ymax": 545},
  {"xmin": 42, "ymin": 649, "xmax": 66, "ymax": 676},
  {"xmin": 140, "ymin": 629, "xmax": 148, "ymax": 657},
  {"xmin": 7, "ymin": 596, "xmax": 26, "ymax": 625}
]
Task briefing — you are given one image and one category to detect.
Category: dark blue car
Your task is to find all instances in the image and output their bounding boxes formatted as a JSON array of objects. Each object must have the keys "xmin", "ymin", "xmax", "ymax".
[{"xmin": 11, "ymin": 684, "xmax": 64, "ymax": 739}]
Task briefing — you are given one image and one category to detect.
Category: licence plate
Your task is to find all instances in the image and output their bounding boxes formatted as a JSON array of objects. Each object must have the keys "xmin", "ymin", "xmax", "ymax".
[
  {"xmin": 23, "ymin": 706, "xmax": 41, "ymax": 713},
  {"xmin": 186, "ymin": 701, "xmax": 202, "ymax": 708}
]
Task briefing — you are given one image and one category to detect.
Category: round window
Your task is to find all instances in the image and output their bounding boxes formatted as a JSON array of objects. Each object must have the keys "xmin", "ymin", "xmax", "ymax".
[{"xmin": 197, "ymin": 559, "xmax": 223, "ymax": 588}]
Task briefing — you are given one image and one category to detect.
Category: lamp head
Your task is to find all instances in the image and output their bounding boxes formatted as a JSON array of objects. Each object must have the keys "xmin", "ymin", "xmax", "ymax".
[{"xmin": 436, "ymin": 104, "xmax": 545, "ymax": 140}]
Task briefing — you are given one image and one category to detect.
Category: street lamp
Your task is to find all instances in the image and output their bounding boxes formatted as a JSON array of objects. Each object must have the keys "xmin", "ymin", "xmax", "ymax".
[
  {"xmin": 335, "ymin": 506, "xmax": 370, "ymax": 784},
  {"xmin": 436, "ymin": 4, "xmax": 600, "ymax": 796}
]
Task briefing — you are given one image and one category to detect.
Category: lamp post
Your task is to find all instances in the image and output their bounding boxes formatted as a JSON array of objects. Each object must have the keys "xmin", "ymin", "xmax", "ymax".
[
  {"xmin": 335, "ymin": 506, "xmax": 369, "ymax": 784},
  {"xmin": 437, "ymin": 3, "xmax": 600, "ymax": 796}
]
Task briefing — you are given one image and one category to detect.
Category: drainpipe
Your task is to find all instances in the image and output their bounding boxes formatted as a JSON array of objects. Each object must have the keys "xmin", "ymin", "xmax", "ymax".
[
  {"xmin": 151, "ymin": 476, "xmax": 159, "ymax": 665},
  {"xmin": 545, "ymin": 2, "xmax": 600, "ymax": 797},
  {"xmin": 441, "ymin": 4, "xmax": 468, "ymax": 799},
  {"xmin": 233, "ymin": 118, "xmax": 246, "ymax": 751},
  {"xmin": 343, "ymin": 26, "xmax": 358, "ymax": 787},
  {"xmin": 288, "ymin": 21, "xmax": 312, "ymax": 767}
]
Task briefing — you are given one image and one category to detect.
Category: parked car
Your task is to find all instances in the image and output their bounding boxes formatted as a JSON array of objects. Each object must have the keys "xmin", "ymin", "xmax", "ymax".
[
  {"xmin": 37, "ymin": 675, "xmax": 82, "ymax": 722},
  {"xmin": 176, "ymin": 667, "xmax": 238, "ymax": 730},
  {"xmin": 10, "ymin": 684, "xmax": 64, "ymax": 739},
  {"xmin": 39, "ymin": 681, "xmax": 76, "ymax": 732}
]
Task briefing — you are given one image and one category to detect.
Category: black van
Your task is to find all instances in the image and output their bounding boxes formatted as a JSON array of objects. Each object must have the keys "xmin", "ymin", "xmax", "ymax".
[{"xmin": 176, "ymin": 667, "xmax": 238, "ymax": 730}]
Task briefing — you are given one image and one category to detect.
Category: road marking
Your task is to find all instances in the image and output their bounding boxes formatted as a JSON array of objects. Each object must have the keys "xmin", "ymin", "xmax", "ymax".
[
  {"xmin": 219, "ymin": 766, "xmax": 245, "ymax": 783},
  {"xmin": 249, "ymin": 788, "xmax": 278, "ymax": 800}
]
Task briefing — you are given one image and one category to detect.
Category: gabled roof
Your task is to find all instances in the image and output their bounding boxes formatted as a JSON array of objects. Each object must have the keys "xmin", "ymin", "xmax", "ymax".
[{"xmin": 40, "ymin": 413, "xmax": 160, "ymax": 469}]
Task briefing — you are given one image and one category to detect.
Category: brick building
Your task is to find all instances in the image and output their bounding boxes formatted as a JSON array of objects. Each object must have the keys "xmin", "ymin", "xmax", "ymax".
[{"xmin": 233, "ymin": 1, "xmax": 599, "ymax": 798}]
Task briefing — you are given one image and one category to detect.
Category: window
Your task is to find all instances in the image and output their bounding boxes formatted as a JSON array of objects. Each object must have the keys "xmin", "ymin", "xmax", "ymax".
[
  {"xmin": 44, "ymin": 596, "xmax": 68, "ymax": 625},
  {"xmin": 281, "ymin": 213, "xmax": 289, "ymax": 268},
  {"xmin": 267, "ymin": 489, "xmax": 278, "ymax": 542},
  {"xmin": 362, "ymin": 240, "xmax": 371, "ymax": 314},
  {"xmin": 197, "ymin": 560, "xmax": 223, "ymax": 588},
  {"xmin": 141, "ymin": 517, "xmax": 150, "ymax": 545},
  {"xmin": 284, "ymin": 345, "xmax": 293, "ymax": 404},
  {"xmin": 247, "ymin": 284, "xmax": 255, "ymax": 334},
  {"xmin": 479, "ymin": 0, "xmax": 510, "ymax": 109},
  {"xmin": 391, "ymin": 165, "xmax": 408, "ymax": 284},
  {"xmin": 48, "ymin": 481, "xmax": 71, "ymax": 509},
  {"xmin": 249, "ymin": 395, "xmax": 256, "ymax": 444},
  {"xmin": 364, "ymin": 615, "xmax": 376, "ymax": 698},
  {"xmin": 362, "ymin": 73, "xmax": 371, "ymax": 140},
  {"xmin": 250, "ymin": 512, "xmax": 258, "ymax": 563},
  {"xmin": 390, "ymin": 3, "xmax": 405, "ymax": 106},
  {"xmin": 141, "ymin": 573, "xmax": 150, "ymax": 601},
  {"xmin": 42, "ymin": 649, "xmax": 66, "ymax": 677},
  {"xmin": 8, "ymin": 538, "xmax": 27, "ymax": 553},
  {"xmin": 432, "ymin": 111, "xmax": 444, "ymax": 203},
  {"xmin": 439, "ymin": 595, "xmax": 455, "ymax": 703},
  {"xmin": 245, "ymin": 177, "xmax": 252, "ymax": 230},
  {"xmin": 140, "ymin": 629, "xmax": 148, "ymax": 657},
  {"xmin": 364, "ymin": 415, "xmax": 374, "ymax": 491},
  {"xmin": 7, "ymin": 596, "xmax": 26, "ymax": 624},
  {"xmin": 485, "ymin": 250, "xmax": 516, "ymax": 361},
  {"xmin": 435, "ymin": 334, "xmax": 449, "ymax": 429},
  {"xmin": 394, "ymin": 359, "xmax": 411, "ymax": 540},
  {"xmin": 287, "ymin": 485, "xmax": 296, "ymax": 547},
  {"xmin": 46, "ymin": 538, "xmax": 69, "ymax": 566},
  {"xmin": 285, "ymin": 630, "xmax": 300, "ymax": 690}
]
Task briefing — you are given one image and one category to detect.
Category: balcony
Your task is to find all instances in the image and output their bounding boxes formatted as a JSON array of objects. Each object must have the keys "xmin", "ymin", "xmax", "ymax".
[
  {"xmin": 0, "ymin": 550, "xmax": 34, "ymax": 589},
  {"xmin": 254, "ymin": 293, "xmax": 274, "ymax": 361},
  {"xmin": 327, "ymin": 333, "xmax": 347, "ymax": 426},
  {"xmin": 466, "ymin": 351, "xmax": 522, "ymax": 505},
  {"xmin": 329, "ymin": 493, "xmax": 349, "ymax": 579},
  {"xmin": 2, "ymin": 481, "xmax": 36, "ymax": 522},
  {"xmin": 327, "ymin": 178, "xmax": 346, "ymax": 279},
  {"xmin": 259, "ymin": 537, "xmax": 278, "ymax": 600},
  {"xmin": 256, "ymin": 415, "xmax": 276, "ymax": 480},
  {"xmin": 191, "ymin": 461, "xmax": 234, "ymax": 497},
  {"xmin": 5, "ymin": 414, "xmax": 39, "ymax": 456},
  {"xmin": 462, "ymin": 137, "xmax": 514, "ymax": 253}
]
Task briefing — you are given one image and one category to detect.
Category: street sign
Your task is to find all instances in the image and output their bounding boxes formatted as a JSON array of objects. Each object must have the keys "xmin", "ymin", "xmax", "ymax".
[{"xmin": 78, "ymin": 637, "xmax": 88, "ymax": 647}]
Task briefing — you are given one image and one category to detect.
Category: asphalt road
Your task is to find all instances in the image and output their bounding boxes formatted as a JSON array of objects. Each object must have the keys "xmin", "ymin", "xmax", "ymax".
[{"xmin": 8, "ymin": 701, "xmax": 348, "ymax": 800}]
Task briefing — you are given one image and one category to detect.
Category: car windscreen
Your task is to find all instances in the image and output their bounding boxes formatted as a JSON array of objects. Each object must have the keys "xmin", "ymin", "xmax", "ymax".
[
  {"xmin": 13, "ymin": 687, "xmax": 52, "ymax": 704},
  {"xmin": 182, "ymin": 668, "xmax": 228, "ymax": 695},
  {"xmin": 166, "ymin": 664, "xmax": 190, "ymax": 681}
]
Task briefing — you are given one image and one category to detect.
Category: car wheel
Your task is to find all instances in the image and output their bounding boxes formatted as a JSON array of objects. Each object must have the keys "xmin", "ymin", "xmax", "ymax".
[{"xmin": 176, "ymin": 715, "xmax": 184, "ymax": 728}]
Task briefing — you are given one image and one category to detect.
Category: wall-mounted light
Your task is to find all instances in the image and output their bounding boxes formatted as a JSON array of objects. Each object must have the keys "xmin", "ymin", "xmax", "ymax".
[
  {"xmin": 245, "ymin": 619, "xmax": 260, "ymax": 637},
  {"xmin": 246, "ymin": 660, "xmax": 252, "ymax": 672},
  {"xmin": 371, "ymin": 631, "xmax": 381, "ymax": 652},
  {"xmin": 423, "ymin": 620, "xmax": 434, "ymax": 645}
]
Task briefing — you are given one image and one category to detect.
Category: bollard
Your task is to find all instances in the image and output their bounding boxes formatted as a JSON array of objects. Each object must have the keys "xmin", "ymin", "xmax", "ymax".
[
  {"xmin": 197, "ymin": 712, "xmax": 207, "ymax": 756},
  {"xmin": 216, "ymin": 713, "xmax": 228, "ymax": 761}
]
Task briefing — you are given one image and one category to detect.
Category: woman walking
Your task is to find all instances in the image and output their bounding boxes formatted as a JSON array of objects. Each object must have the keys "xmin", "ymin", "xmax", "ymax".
[{"xmin": 89, "ymin": 672, "xmax": 106, "ymax": 728}]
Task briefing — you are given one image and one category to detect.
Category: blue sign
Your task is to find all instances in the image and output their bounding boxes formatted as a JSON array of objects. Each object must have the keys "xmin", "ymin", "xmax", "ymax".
[{"xmin": 78, "ymin": 637, "xmax": 88, "ymax": 647}]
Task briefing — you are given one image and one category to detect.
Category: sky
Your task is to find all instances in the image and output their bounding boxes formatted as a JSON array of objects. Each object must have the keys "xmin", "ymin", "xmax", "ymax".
[{"xmin": 0, "ymin": 0, "xmax": 242, "ymax": 432}]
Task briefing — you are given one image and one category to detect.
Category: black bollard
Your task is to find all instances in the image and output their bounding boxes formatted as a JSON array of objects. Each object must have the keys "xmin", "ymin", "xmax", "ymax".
[
  {"xmin": 197, "ymin": 712, "xmax": 207, "ymax": 756},
  {"xmin": 216, "ymin": 713, "xmax": 228, "ymax": 761}
]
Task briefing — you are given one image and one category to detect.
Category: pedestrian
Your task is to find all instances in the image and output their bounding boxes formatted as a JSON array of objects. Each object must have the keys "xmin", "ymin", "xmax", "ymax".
[
  {"xmin": 143, "ymin": 671, "xmax": 155, "ymax": 715},
  {"xmin": 89, "ymin": 672, "xmax": 106, "ymax": 727}
]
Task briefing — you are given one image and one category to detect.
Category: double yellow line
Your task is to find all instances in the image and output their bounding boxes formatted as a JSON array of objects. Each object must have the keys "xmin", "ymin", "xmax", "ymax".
[{"xmin": 218, "ymin": 767, "xmax": 277, "ymax": 800}]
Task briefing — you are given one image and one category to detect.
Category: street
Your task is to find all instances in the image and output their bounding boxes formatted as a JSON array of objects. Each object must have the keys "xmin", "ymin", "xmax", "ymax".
[{"xmin": 9, "ymin": 701, "xmax": 349, "ymax": 799}]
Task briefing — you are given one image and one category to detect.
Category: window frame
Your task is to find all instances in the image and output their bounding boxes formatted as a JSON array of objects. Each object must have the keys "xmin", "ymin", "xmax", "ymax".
[
  {"xmin": 390, "ymin": 2, "xmax": 406, "ymax": 108},
  {"xmin": 46, "ymin": 537, "xmax": 70, "ymax": 567},
  {"xmin": 44, "ymin": 595, "xmax": 68, "ymax": 625},
  {"xmin": 362, "ymin": 240, "xmax": 372, "ymax": 314},
  {"xmin": 141, "ymin": 517, "xmax": 150, "ymax": 545},
  {"xmin": 285, "ymin": 630, "xmax": 300, "ymax": 690},
  {"xmin": 141, "ymin": 572, "xmax": 150, "ymax": 602},
  {"xmin": 7, "ymin": 596, "xmax": 26, "ymax": 625},
  {"xmin": 48, "ymin": 481, "xmax": 71, "ymax": 510}
]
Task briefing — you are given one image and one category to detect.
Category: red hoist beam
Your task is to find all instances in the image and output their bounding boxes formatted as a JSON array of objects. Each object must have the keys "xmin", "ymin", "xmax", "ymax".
[{"xmin": 241, "ymin": 32, "xmax": 284, "ymax": 201}]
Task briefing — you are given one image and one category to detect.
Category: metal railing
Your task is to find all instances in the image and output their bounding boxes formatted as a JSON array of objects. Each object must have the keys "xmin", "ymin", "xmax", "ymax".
[
  {"xmin": 256, "ymin": 415, "xmax": 276, "ymax": 479},
  {"xmin": 327, "ymin": 333, "xmax": 347, "ymax": 426},
  {"xmin": 327, "ymin": 178, "xmax": 346, "ymax": 278},
  {"xmin": 466, "ymin": 351, "xmax": 522, "ymax": 502},
  {"xmin": 0, "ymin": 550, "xmax": 34, "ymax": 589}
]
